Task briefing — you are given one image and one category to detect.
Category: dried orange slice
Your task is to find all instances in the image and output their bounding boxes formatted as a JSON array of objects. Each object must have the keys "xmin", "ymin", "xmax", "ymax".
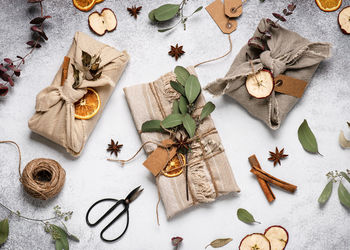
[
  {"xmin": 72, "ymin": 0, "xmax": 96, "ymax": 12},
  {"xmin": 315, "ymin": 0, "xmax": 342, "ymax": 12},
  {"xmin": 163, "ymin": 153, "xmax": 185, "ymax": 177},
  {"xmin": 74, "ymin": 88, "xmax": 101, "ymax": 120},
  {"xmin": 95, "ymin": 0, "xmax": 104, "ymax": 3}
]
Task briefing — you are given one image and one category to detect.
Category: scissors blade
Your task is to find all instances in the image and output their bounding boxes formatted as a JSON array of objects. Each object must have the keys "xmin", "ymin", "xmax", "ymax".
[{"xmin": 125, "ymin": 186, "xmax": 143, "ymax": 203}]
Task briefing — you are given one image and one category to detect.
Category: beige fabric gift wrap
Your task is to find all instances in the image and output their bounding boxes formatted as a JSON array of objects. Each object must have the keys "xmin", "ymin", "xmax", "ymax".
[
  {"xmin": 124, "ymin": 67, "xmax": 240, "ymax": 219},
  {"xmin": 28, "ymin": 32, "xmax": 129, "ymax": 156},
  {"xmin": 205, "ymin": 19, "xmax": 331, "ymax": 130}
]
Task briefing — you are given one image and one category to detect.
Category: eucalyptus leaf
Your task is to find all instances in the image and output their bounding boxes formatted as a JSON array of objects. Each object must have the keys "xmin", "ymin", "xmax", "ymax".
[
  {"xmin": 205, "ymin": 238, "xmax": 232, "ymax": 248},
  {"xmin": 172, "ymin": 100, "xmax": 179, "ymax": 114},
  {"xmin": 200, "ymin": 101, "xmax": 215, "ymax": 120},
  {"xmin": 51, "ymin": 225, "xmax": 69, "ymax": 250},
  {"xmin": 148, "ymin": 9, "xmax": 156, "ymax": 22},
  {"xmin": 237, "ymin": 208, "xmax": 259, "ymax": 224},
  {"xmin": 81, "ymin": 51, "xmax": 91, "ymax": 68},
  {"xmin": 340, "ymin": 172, "xmax": 350, "ymax": 184},
  {"xmin": 297, "ymin": 119, "xmax": 319, "ymax": 154},
  {"xmin": 154, "ymin": 4, "xmax": 180, "ymax": 22},
  {"xmin": 318, "ymin": 181, "xmax": 333, "ymax": 204},
  {"xmin": 179, "ymin": 96, "xmax": 188, "ymax": 114},
  {"xmin": 174, "ymin": 66, "xmax": 190, "ymax": 86},
  {"xmin": 339, "ymin": 130, "xmax": 350, "ymax": 148},
  {"xmin": 192, "ymin": 6, "xmax": 203, "ymax": 14},
  {"xmin": 185, "ymin": 75, "xmax": 201, "ymax": 104},
  {"xmin": 170, "ymin": 80, "xmax": 185, "ymax": 96},
  {"xmin": 162, "ymin": 114, "xmax": 183, "ymax": 128},
  {"xmin": 55, "ymin": 239, "xmax": 64, "ymax": 250},
  {"xmin": 182, "ymin": 114, "xmax": 196, "ymax": 138},
  {"xmin": 338, "ymin": 181, "xmax": 350, "ymax": 208},
  {"xmin": 141, "ymin": 120, "xmax": 164, "ymax": 133},
  {"xmin": 0, "ymin": 218, "xmax": 9, "ymax": 245}
]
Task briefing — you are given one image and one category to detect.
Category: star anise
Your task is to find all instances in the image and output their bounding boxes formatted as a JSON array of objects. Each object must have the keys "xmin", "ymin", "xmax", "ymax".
[
  {"xmin": 173, "ymin": 134, "xmax": 191, "ymax": 154},
  {"xmin": 268, "ymin": 147, "xmax": 288, "ymax": 166},
  {"xmin": 127, "ymin": 5, "xmax": 142, "ymax": 19},
  {"xmin": 107, "ymin": 139, "xmax": 123, "ymax": 157},
  {"xmin": 168, "ymin": 44, "xmax": 185, "ymax": 61}
]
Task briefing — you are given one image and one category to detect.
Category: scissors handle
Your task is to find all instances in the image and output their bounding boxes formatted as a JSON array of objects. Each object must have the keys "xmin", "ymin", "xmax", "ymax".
[{"xmin": 101, "ymin": 207, "xmax": 129, "ymax": 242}]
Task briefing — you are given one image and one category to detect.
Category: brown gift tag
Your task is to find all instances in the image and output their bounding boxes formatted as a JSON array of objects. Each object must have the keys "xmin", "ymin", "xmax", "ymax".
[
  {"xmin": 206, "ymin": 0, "xmax": 237, "ymax": 34},
  {"xmin": 224, "ymin": 0, "xmax": 243, "ymax": 18},
  {"xmin": 274, "ymin": 74, "xmax": 308, "ymax": 98},
  {"xmin": 143, "ymin": 139, "xmax": 177, "ymax": 176}
]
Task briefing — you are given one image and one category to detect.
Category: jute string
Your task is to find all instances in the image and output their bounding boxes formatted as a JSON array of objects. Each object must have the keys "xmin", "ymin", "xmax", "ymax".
[{"xmin": 0, "ymin": 141, "xmax": 66, "ymax": 200}]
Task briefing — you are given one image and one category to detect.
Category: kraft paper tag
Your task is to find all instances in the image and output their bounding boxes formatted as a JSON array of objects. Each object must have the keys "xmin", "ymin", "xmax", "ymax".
[
  {"xmin": 143, "ymin": 139, "xmax": 177, "ymax": 176},
  {"xmin": 206, "ymin": 0, "xmax": 237, "ymax": 34},
  {"xmin": 224, "ymin": 0, "xmax": 242, "ymax": 18},
  {"xmin": 274, "ymin": 74, "xmax": 308, "ymax": 98}
]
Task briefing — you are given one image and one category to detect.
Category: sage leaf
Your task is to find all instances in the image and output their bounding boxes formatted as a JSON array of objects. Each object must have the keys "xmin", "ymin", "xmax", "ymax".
[
  {"xmin": 170, "ymin": 80, "xmax": 185, "ymax": 96},
  {"xmin": 179, "ymin": 96, "xmax": 188, "ymax": 114},
  {"xmin": 237, "ymin": 208, "xmax": 259, "ymax": 224},
  {"xmin": 0, "ymin": 218, "xmax": 9, "ymax": 245},
  {"xmin": 162, "ymin": 114, "xmax": 183, "ymax": 128},
  {"xmin": 339, "ymin": 130, "xmax": 350, "ymax": 148},
  {"xmin": 185, "ymin": 75, "xmax": 201, "ymax": 104},
  {"xmin": 81, "ymin": 51, "xmax": 91, "ymax": 68},
  {"xmin": 297, "ymin": 119, "xmax": 320, "ymax": 154},
  {"xmin": 340, "ymin": 172, "xmax": 350, "ymax": 184},
  {"xmin": 205, "ymin": 238, "xmax": 232, "ymax": 248},
  {"xmin": 183, "ymin": 113, "xmax": 196, "ymax": 138},
  {"xmin": 141, "ymin": 120, "xmax": 164, "ymax": 133},
  {"xmin": 200, "ymin": 101, "xmax": 215, "ymax": 120},
  {"xmin": 154, "ymin": 4, "xmax": 180, "ymax": 22},
  {"xmin": 338, "ymin": 181, "xmax": 350, "ymax": 208},
  {"xmin": 172, "ymin": 100, "xmax": 179, "ymax": 114},
  {"xmin": 318, "ymin": 181, "xmax": 333, "ymax": 204},
  {"xmin": 148, "ymin": 9, "xmax": 156, "ymax": 22},
  {"xmin": 174, "ymin": 66, "xmax": 190, "ymax": 86}
]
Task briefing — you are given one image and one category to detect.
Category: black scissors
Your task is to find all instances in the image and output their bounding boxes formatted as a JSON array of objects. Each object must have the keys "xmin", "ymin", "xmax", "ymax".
[{"xmin": 85, "ymin": 186, "xmax": 143, "ymax": 242}]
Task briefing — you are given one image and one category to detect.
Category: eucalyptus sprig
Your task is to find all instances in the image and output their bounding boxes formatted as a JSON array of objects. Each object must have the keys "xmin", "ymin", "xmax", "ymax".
[
  {"xmin": 141, "ymin": 66, "xmax": 215, "ymax": 143},
  {"xmin": 149, "ymin": 0, "xmax": 203, "ymax": 32},
  {"xmin": 0, "ymin": 202, "xmax": 79, "ymax": 249},
  {"xmin": 318, "ymin": 169, "xmax": 350, "ymax": 208}
]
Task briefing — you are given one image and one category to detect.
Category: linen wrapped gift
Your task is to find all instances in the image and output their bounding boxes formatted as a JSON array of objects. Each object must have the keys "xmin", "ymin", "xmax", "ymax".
[
  {"xmin": 124, "ymin": 67, "xmax": 240, "ymax": 218},
  {"xmin": 205, "ymin": 19, "xmax": 331, "ymax": 130},
  {"xmin": 28, "ymin": 32, "xmax": 129, "ymax": 156}
]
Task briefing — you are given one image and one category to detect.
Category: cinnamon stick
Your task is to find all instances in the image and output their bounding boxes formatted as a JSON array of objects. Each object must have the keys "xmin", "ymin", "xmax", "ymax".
[
  {"xmin": 61, "ymin": 56, "xmax": 70, "ymax": 86},
  {"xmin": 248, "ymin": 155, "xmax": 275, "ymax": 202},
  {"xmin": 250, "ymin": 167, "xmax": 297, "ymax": 193}
]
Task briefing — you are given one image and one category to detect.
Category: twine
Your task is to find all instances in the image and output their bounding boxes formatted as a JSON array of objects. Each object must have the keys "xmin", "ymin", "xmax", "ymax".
[{"xmin": 0, "ymin": 141, "xmax": 65, "ymax": 200}]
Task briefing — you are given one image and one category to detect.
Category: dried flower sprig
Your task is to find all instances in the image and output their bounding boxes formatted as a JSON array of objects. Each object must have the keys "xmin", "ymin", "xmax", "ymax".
[
  {"xmin": 171, "ymin": 236, "xmax": 183, "ymax": 249},
  {"xmin": 0, "ymin": 0, "xmax": 51, "ymax": 96}
]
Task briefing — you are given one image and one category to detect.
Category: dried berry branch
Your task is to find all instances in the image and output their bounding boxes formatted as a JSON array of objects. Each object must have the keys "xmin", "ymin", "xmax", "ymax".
[{"xmin": 0, "ymin": 0, "xmax": 51, "ymax": 97}]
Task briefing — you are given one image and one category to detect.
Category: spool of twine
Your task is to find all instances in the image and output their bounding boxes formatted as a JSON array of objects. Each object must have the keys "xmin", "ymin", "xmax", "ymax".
[{"xmin": 0, "ymin": 141, "xmax": 66, "ymax": 200}]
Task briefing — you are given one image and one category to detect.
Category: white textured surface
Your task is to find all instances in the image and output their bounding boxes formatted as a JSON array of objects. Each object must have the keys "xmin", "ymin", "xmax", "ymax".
[{"xmin": 0, "ymin": 0, "xmax": 350, "ymax": 249}]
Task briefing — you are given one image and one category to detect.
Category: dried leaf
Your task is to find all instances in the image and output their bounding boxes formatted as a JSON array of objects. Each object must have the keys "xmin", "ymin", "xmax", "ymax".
[
  {"xmin": 30, "ymin": 16, "xmax": 51, "ymax": 24},
  {"xmin": 185, "ymin": 75, "xmax": 201, "ymax": 104},
  {"xmin": 272, "ymin": 13, "xmax": 286, "ymax": 22},
  {"xmin": 318, "ymin": 181, "xmax": 333, "ymax": 204},
  {"xmin": 205, "ymin": 238, "xmax": 232, "ymax": 248},
  {"xmin": 26, "ymin": 40, "xmax": 41, "ymax": 48},
  {"xmin": 338, "ymin": 181, "xmax": 350, "ymax": 208},
  {"xmin": 248, "ymin": 37, "xmax": 265, "ymax": 51},
  {"xmin": 71, "ymin": 64, "xmax": 80, "ymax": 89},
  {"xmin": 0, "ymin": 65, "xmax": 7, "ymax": 72},
  {"xmin": 339, "ymin": 130, "xmax": 350, "ymax": 148},
  {"xmin": 154, "ymin": 4, "xmax": 180, "ymax": 22},
  {"xmin": 237, "ymin": 208, "xmax": 259, "ymax": 224},
  {"xmin": 81, "ymin": 51, "xmax": 92, "ymax": 68},
  {"xmin": 170, "ymin": 80, "xmax": 185, "ymax": 96},
  {"xmin": 162, "ymin": 113, "xmax": 183, "ymax": 128},
  {"xmin": 283, "ymin": 9, "xmax": 288, "ymax": 15},
  {"xmin": 174, "ymin": 66, "xmax": 190, "ymax": 86},
  {"xmin": 266, "ymin": 18, "xmax": 278, "ymax": 28},
  {"xmin": 0, "ymin": 84, "xmax": 8, "ymax": 96},
  {"xmin": 0, "ymin": 218, "xmax": 9, "ymax": 245},
  {"xmin": 183, "ymin": 113, "xmax": 196, "ymax": 138},
  {"xmin": 179, "ymin": 95, "xmax": 188, "ymax": 114},
  {"xmin": 297, "ymin": 119, "xmax": 320, "ymax": 154},
  {"xmin": 141, "ymin": 120, "xmax": 164, "ymax": 133},
  {"xmin": 287, "ymin": 3, "xmax": 296, "ymax": 11},
  {"xmin": 171, "ymin": 236, "xmax": 183, "ymax": 246},
  {"xmin": 4, "ymin": 58, "xmax": 12, "ymax": 64},
  {"xmin": 340, "ymin": 172, "xmax": 350, "ymax": 184}
]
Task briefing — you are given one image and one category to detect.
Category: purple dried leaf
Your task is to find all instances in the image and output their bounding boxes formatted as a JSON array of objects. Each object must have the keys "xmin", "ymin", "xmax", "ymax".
[
  {"xmin": 9, "ymin": 65, "xmax": 20, "ymax": 74},
  {"xmin": 288, "ymin": 3, "xmax": 296, "ymax": 11},
  {"xmin": 0, "ymin": 84, "xmax": 9, "ymax": 96},
  {"xmin": 0, "ymin": 64, "xmax": 7, "ymax": 72},
  {"xmin": 30, "ymin": 15, "xmax": 51, "ymax": 24},
  {"xmin": 171, "ymin": 237, "xmax": 183, "ymax": 247},
  {"xmin": 4, "ymin": 58, "xmax": 13, "ymax": 64},
  {"xmin": 38, "ymin": 30, "xmax": 48, "ymax": 41},
  {"xmin": 263, "ymin": 30, "xmax": 272, "ymax": 39},
  {"xmin": 31, "ymin": 26, "xmax": 43, "ymax": 33},
  {"xmin": 272, "ymin": 13, "xmax": 286, "ymax": 22},
  {"xmin": 248, "ymin": 37, "xmax": 265, "ymax": 51},
  {"xmin": 1, "ymin": 73, "xmax": 14, "ymax": 86},
  {"xmin": 285, "ymin": 12, "xmax": 293, "ymax": 16},
  {"xmin": 283, "ymin": 9, "xmax": 288, "ymax": 15},
  {"xmin": 16, "ymin": 56, "xmax": 23, "ymax": 59},
  {"xmin": 257, "ymin": 27, "xmax": 266, "ymax": 34},
  {"xmin": 26, "ymin": 40, "xmax": 41, "ymax": 48},
  {"xmin": 266, "ymin": 18, "xmax": 278, "ymax": 28},
  {"xmin": 28, "ymin": 0, "xmax": 43, "ymax": 3}
]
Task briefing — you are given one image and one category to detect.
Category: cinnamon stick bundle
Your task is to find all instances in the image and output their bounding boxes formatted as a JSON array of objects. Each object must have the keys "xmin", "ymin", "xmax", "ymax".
[{"xmin": 61, "ymin": 56, "xmax": 70, "ymax": 86}]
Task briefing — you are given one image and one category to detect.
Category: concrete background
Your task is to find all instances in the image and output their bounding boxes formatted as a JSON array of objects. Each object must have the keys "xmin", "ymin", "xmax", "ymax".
[{"xmin": 0, "ymin": 0, "xmax": 350, "ymax": 249}]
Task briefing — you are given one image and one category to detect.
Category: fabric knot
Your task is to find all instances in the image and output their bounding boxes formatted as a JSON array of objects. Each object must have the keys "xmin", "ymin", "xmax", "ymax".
[
  {"xmin": 260, "ymin": 50, "xmax": 287, "ymax": 76},
  {"xmin": 58, "ymin": 84, "xmax": 86, "ymax": 104}
]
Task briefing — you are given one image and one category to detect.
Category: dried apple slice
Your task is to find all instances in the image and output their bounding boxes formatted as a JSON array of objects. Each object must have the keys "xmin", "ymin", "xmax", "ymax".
[
  {"xmin": 239, "ymin": 233, "xmax": 271, "ymax": 250},
  {"xmin": 264, "ymin": 226, "xmax": 289, "ymax": 250},
  {"xmin": 246, "ymin": 69, "xmax": 274, "ymax": 99},
  {"xmin": 88, "ymin": 8, "xmax": 117, "ymax": 36},
  {"xmin": 338, "ymin": 6, "xmax": 350, "ymax": 34}
]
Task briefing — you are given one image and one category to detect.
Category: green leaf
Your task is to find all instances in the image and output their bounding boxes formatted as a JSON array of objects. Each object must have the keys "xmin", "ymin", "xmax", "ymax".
[
  {"xmin": 81, "ymin": 51, "xmax": 91, "ymax": 68},
  {"xmin": 172, "ymin": 100, "xmax": 179, "ymax": 114},
  {"xmin": 185, "ymin": 75, "xmax": 201, "ymax": 104},
  {"xmin": 179, "ymin": 96, "xmax": 188, "ymax": 114},
  {"xmin": 237, "ymin": 208, "xmax": 259, "ymax": 224},
  {"xmin": 154, "ymin": 4, "xmax": 180, "ymax": 22},
  {"xmin": 51, "ymin": 225, "xmax": 69, "ymax": 250},
  {"xmin": 148, "ymin": 9, "xmax": 156, "ymax": 22},
  {"xmin": 182, "ymin": 114, "xmax": 196, "ymax": 138},
  {"xmin": 141, "ymin": 120, "xmax": 164, "ymax": 133},
  {"xmin": 297, "ymin": 119, "xmax": 319, "ymax": 154},
  {"xmin": 205, "ymin": 238, "xmax": 232, "ymax": 248},
  {"xmin": 67, "ymin": 234, "xmax": 80, "ymax": 242},
  {"xmin": 174, "ymin": 66, "xmax": 190, "ymax": 86},
  {"xmin": 200, "ymin": 101, "xmax": 215, "ymax": 120},
  {"xmin": 338, "ymin": 181, "xmax": 350, "ymax": 208},
  {"xmin": 318, "ymin": 181, "xmax": 333, "ymax": 204},
  {"xmin": 170, "ymin": 80, "xmax": 185, "ymax": 96},
  {"xmin": 55, "ymin": 240, "xmax": 64, "ymax": 250},
  {"xmin": 0, "ymin": 219, "xmax": 9, "ymax": 245},
  {"xmin": 161, "ymin": 114, "xmax": 183, "ymax": 128},
  {"xmin": 341, "ymin": 172, "xmax": 350, "ymax": 183}
]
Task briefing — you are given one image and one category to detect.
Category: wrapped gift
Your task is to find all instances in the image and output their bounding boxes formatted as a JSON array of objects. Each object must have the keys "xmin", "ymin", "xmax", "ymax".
[
  {"xmin": 205, "ymin": 19, "xmax": 331, "ymax": 130},
  {"xmin": 28, "ymin": 32, "xmax": 129, "ymax": 156},
  {"xmin": 124, "ymin": 67, "xmax": 240, "ymax": 219}
]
